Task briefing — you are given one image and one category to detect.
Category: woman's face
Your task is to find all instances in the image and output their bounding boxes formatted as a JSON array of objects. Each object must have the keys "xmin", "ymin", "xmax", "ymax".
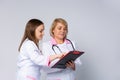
[
  {"xmin": 53, "ymin": 22, "xmax": 67, "ymax": 40},
  {"xmin": 35, "ymin": 24, "xmax": 44, "ymax": 41}
]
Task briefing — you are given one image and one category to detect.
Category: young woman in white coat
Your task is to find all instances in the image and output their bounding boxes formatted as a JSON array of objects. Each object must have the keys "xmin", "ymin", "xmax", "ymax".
[
  {"xmin": 17, "ymin": 19, "xmax": 64, "ymax": 80},
  {"xmin": 42, "ymin": 18, "xmax": 82, "ymax": 80}
]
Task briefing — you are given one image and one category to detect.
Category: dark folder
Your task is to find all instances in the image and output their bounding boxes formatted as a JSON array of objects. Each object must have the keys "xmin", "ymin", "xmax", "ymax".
[{"xmin": 51, "ymin": 51, "xmax": 84, "ymax": 69}]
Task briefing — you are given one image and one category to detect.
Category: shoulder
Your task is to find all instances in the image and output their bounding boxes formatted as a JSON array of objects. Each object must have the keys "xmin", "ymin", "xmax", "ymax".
[
  {"xmin": 24, "ymin": 40, "xmax": 35, "ymax": 46},
  {"xmin": 42, "ymin": 41, "xmax": 52, "ymax": 46},
  {"xmin": 22, "ymin": 39, "xmax": 37, "ymax": 49},
  {"xmin": 66, "ymin": 39, "xmax": 76, "ymax": 49},
  {"xmin": 66, "ymin": 39, "xmax": 75, "ymax": 44},
  {"xmin": 42, "ymin": 41, "xmax": 53, "ymax": 50},
  {"xmin": 42, "ymin": 41, "xmax": 53, "ymax": 52},
  {"xmin": 20, "ymin": 40, "xmax": 36, "ymax": 51}
]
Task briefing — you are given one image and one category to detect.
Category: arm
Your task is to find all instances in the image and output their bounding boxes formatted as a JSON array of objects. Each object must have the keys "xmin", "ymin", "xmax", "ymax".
[
  {"xmin": 25, "ymin": 41, "xmax": 50, "ymax": 66},
  {"xmin": 42, "ymin": 42, "xmax": 65, "ymax": 65},
  {"xmin": 66, "ymin": 40, "xmax": 82, "ymax": 70},
  {"xmin": 66, "ymin": 60, "xmax": 75, "ymax": 70},
  {"xmin": 73, "ymin": 41, "xmax": 82, "ymax": 69},
  {"xmin": 25, "ymin": 41, "xmax": 63, "ymax": 66},
  {"xmin": 42, "ymin": 42, "xmax": 65, "ymax": 73},
  {"xmin": 49, "ymin": 53, "xmax": 64, "ymax": 62}
]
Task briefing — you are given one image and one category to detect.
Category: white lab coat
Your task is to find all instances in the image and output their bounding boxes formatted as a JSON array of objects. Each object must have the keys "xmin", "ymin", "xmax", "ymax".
[
  {"xmin": 42, "ymin": 38, "xmax": 82, "ymax": 80},
  {"xmin": 17, "ymin": 39, "xmax": 50, "ymax": 80}
]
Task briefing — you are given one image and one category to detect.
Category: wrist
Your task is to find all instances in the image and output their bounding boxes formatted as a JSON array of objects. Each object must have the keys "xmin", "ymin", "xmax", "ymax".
[{"xmin": 55, "ymin": 55, "xmax": 59, "ymax": 59}]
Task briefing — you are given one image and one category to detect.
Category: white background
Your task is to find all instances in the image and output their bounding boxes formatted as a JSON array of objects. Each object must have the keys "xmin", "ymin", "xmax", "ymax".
[{"xmin": 0, "ymin": 0, "xmax": 120, "ymax": 80}]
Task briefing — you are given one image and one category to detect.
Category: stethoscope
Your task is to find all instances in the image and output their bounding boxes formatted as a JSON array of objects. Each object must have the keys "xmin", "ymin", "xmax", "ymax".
[{"xmin": 52, "ymin": 39, "xmax": 75, "ymax": 54}]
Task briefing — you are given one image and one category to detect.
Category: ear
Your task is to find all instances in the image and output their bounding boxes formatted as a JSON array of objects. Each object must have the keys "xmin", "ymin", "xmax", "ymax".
[{"xmin": 52, "ymin": 29, "xmax": 55, "ymax": 33}]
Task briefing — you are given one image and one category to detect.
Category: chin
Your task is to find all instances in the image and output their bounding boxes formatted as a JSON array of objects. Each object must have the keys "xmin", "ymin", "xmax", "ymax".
[
  {"xmin": 39, "ymin": 38, "xmax": 42, "ymax": 40},
  {"xmin": 59, "ymin": 37, "xmax": 65, "ymax": 39},
  {"xmin": 38, "ymin": 38, "xmax": 42, "ymax": 41}
]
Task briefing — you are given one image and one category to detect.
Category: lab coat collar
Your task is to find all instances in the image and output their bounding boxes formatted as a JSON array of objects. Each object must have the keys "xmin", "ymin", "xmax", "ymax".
[{"xmin": 50, "ymin": 37, "xmax": 70, "ymax": 45}]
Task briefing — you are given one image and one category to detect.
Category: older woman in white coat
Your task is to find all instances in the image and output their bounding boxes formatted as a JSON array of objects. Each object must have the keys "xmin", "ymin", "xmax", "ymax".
[
  {"xmin": 42, "ymin": 18, "xmax": 82, "ymax": 80},
  {"xmin": 17, "ymin": 19, "xmax": 64, "ymax": 80}
]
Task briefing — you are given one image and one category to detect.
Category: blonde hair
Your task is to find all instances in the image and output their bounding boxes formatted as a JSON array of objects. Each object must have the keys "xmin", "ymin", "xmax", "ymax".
[{"xmin": 50, "ymin": 18, "xmax": 68, "ymax": 38}]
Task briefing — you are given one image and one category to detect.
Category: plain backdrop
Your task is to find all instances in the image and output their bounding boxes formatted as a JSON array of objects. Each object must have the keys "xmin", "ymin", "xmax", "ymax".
[{"xmin": 0, "ymin": 0, "xmax": 120, "ymax": 80}]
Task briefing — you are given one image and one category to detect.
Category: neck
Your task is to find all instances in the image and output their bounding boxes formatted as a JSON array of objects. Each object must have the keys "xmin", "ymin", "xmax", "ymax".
[{"xmin": 54, "ymin": 38, "xmax": 64, "ymax": 44}]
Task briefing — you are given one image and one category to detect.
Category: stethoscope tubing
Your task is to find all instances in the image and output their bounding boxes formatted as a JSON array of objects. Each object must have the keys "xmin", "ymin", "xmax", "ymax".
[{"xmin": 52, "ymin": 39, "xmax": 75, "ymax": 54}]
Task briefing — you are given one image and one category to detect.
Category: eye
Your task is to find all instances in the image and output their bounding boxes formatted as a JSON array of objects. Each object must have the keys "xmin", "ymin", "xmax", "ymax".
[
  {"xmin": 39, "ymin": 29, "xmax": 44, "ymax": 33},
  {"xmin": 57, "ymin": 27, "xmax": 62, "ymax": 30},
  {"xmin": 39, "ymin": 31, "xmax": 42, "ymax": 33},
  {"xmin": 63, "ymin": 28, "xmax": 67, "ymax": 31}
]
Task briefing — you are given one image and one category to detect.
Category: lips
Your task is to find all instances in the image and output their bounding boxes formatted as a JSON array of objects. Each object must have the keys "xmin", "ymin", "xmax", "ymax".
[
  {"xmin": 59, "ymin": 33, "xmax": 65, "ymax": 35},
  {"xmin": 58, "ymin": 34, "xmax": 65, "ymax": 37}
]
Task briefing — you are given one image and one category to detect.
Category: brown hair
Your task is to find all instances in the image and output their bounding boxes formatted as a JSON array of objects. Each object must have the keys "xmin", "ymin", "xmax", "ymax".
[
  {"xmin": 50, "ymin": 18, "xmax": 68, "ymax": 38},
  {"xmin": 18, "ymin": 19, "xmax": 44, "ymax": 51}
]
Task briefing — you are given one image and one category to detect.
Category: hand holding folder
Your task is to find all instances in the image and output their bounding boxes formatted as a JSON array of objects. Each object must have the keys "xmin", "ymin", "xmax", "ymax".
[{"xmin": 51, "ymin": 51, "xmax": 84, "ymax": 69}]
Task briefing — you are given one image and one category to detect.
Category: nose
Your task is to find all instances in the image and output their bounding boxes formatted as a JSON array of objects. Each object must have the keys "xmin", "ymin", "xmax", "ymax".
[
  {"xmin": 61, "ymin": 29, "xmax": 66, "ymax": 33},
  {"xmin": 42, "ymin": 31, "xmax": 44, "ymax": 35}
]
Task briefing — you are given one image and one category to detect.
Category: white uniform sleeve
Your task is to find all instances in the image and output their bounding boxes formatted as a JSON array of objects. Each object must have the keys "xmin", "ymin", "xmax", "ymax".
[
  {"xmin": 25, "ymin": 41, "xmax": 50, "ymax": 66},
  {"xmin": 42, "ymin": 42, "xmax": 64, "ymax": 73},
  {"xmin": 72, "ymin": 41, "xmax": 82, "ymax": 67},
  {"xmin": 42, "ymin": 42, "xmax": 61, "ymax": 67}
]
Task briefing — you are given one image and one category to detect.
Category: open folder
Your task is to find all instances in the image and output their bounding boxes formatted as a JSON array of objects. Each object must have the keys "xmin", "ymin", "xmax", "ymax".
[{"xmin": 51, "ymin": 51, "xmax": 84, "ymax": 69}]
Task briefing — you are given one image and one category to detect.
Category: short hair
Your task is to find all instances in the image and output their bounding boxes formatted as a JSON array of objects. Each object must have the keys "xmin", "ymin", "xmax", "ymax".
[{"xmin": 50, "ymin": 18, "xmax": 68, "ymax": 38}]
